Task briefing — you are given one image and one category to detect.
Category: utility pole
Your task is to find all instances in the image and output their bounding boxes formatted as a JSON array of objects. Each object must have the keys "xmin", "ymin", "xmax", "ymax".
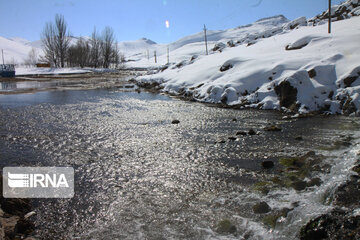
[
  {"xmin": 1, "ymin": 49, "xmax": 4, "ymax": 65},
  {"xmin": 154, "ymin": 51, "xmax": 157, "ymax": 63},
  {"xmin": 167, "ymin": 46, "xmax": 169, "ymax": 64},
  {"xmin": 328, "ymin": 0, "xmax": 332, "ymax": 34},
  {"xmin": 203, "ymin": 24, "xmax": 208, "ymax": 55}
]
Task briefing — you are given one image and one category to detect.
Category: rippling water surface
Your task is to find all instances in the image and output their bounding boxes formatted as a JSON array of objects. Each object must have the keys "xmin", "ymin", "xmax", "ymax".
[{"xmin": 0, "ymin": 86, "xmax": 359, "ymax": 239}]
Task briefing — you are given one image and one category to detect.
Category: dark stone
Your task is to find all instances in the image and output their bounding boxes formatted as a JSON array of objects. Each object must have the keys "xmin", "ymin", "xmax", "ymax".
[
  {"xmin": 262, "ymin": 161, "xmax": 275, "ymax": 169},
  {"xmin": 275, "ymin": 81, "xmax": 298, "ymax": 109},
  {"xmin": 307, "ymin": 178, "xmax": 322, "ymax": 187},
  {"xmin": 171, "ymin": 120, "xmax": 180, "ymax": 124},
  {"xmin": 286, "ymin": 43, "xmax": 309, "ymax": 51},
  {"xmin": 328, "ymin": 91, "xmax": 334, "ymax": 99},
  {"xmin": 308, "ymin": 69, "xmax": 317, "ymax": 78},
  {"xmin": 221, "ymin": 95, "xmax": 228, "ymax": 104},
  {"xmin": 15, "ymin": 218, "xmax": 35, "ymax": 235},
  {"xmin": 0, "ymin": 198, "xmax": 31, "ymax": 216},
  {"xmin": 300, "ymin": 208, "xmax": 360, "ymax": 240},
  {"xmin": 253, "ymin": 201, "xmax": 271, "ymax": 214},
  {"xmin": 291, "ymin": 180, "xmax": 307, "ymax": 191},
  {"xmin": 241, "ymin": 90, "xmax": 249, "ymax": 96},
  {"xmin": 236, "ymin": 131, "xmax": 247, "ymax": 136},
  {"xmin": 160, "ymin": 65, "xmax": 168, "ymax": 72},
  {"xmin": 332, "ymin": 180, "xmax": 360, "ymax": 209},
  {"xmin": 220, "ymin": 62, "xmax": 233, "ymax": 72},
  {"xmin": 343, "ymin": 76, "xmax": 358, "ymax": 88},
  {"xmin": 295, "ymin": 136, "xmax": 303, "ymax": 141},
  {"xmin": 268, "ymin": 76, "xmax": 273, "ymax": 81},
  {"xmin": 228, "ymin": 137, "xmax": 237, "ymax": 141},
  {"xmin": 212, "ymin": 42, "xmax": 226, "ymax": 52},
  {"xmin": 232, "ymin": 118, "xmax": 237, "ymax": 122},
  {"xmin": 227, "ymin": 40, "xmax": 235, "ymax": 47},
  {"xmin": 248, "ymin": 129, "xmax": 257, "ymax": 135},
  {"xmin": 264, "ymin": 125, "xmax": 282, "ymax": 132}
]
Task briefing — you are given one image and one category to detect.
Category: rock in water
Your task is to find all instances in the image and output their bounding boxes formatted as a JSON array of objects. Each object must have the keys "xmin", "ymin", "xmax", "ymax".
[
  {"xmin": 216, "ymin": 219, "xmax": 237, "ymax": 234},
  {"xmin": 248, "ymin": 129, "xmax": 257, "ymax": 135},
  {"xmin": 262, "ymin": 161, "xmax": 275, "ymax": 169},
  {"xmin": 264, "ymin": 125, "xmax": 282, "ymax": 132},
  {"xmin": 253, "ymin": 202, "xmax": 271, "ymax": 214},
  {"xmin": 171, "ymin": 120, "xmax": 180, "ymax": 124}
]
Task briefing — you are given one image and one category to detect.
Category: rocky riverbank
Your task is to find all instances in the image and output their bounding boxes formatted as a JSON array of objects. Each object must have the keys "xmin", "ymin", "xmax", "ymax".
[
  {"xmin": 0, "ymin": 177, "xmax": 35, "ymax": 240},
  {"xmin": 300, "ymin": 159, "xmax": 360, "ymax": 240}
]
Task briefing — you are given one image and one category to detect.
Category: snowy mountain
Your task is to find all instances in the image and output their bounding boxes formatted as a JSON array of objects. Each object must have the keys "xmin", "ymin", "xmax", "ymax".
[{"xmin": 0, "ymin": 36, "xmax": 41, "ymax": 64}]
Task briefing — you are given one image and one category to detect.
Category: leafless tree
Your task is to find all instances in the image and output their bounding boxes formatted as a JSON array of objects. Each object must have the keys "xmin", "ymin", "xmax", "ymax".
[
  {"xmin": 54, "ymin": 14, "xmax": 70, "ymax": 67},
  {"xmin": 41, "ymin": 14, "xmax": 70, "ymax": 67},
  {"xmin": 41, "ymin": 22, "xmax": 56, "ymax": 66},
  {"xmin": 90, "ymin": 27, "xmax": 101, "ymax": 68},
  {"xmin": 101, "ymin": 27, "xmax": 116, "ymax": 68},
  {"xmin": 67, "ymin": 37, "xmax": 91, "ymax": 68},
  {"xmin": 24, "ymin": 47, "xmax": 38, "ymax": 67}
]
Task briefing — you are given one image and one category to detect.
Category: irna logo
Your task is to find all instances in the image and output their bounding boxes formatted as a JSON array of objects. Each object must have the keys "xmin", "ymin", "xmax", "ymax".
[
  {"xmin": 3, "ymin": 167, "xmax": 74, "ymax": 198},
  {"xmin": 7, "ymin": 172, "xmax": 69, "ymax": 188}
]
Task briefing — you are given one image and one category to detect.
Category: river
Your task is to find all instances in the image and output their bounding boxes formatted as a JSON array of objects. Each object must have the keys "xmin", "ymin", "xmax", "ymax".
[{"xmin": 0, "ymin": 80, "xmax": 359, "ymax": 239}]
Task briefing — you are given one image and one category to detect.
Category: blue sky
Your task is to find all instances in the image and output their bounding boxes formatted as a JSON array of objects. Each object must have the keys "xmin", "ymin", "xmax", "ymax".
[{"xmin": 0, "ymin": 0, "xmax": 344, "ymax": 43}]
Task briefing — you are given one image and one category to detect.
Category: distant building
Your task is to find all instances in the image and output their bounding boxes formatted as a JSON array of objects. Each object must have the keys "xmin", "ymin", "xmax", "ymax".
[
  {"xmin": 36, "ymin": 63, "xmax": 51, "ymax": 68},
  {"xmin": 0, "ymin": 64, "xmax": 15, "ymax": 77}
]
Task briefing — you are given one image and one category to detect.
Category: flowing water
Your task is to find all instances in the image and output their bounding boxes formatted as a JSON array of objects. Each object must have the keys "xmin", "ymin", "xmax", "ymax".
[{"xmin": 0, "ymin": 82, "xmax": 359, "ymax": 239}]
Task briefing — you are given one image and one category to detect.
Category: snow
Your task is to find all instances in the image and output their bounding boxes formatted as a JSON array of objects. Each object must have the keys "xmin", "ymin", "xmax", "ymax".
[
  {"xmin": 137, "ymin": 15, "xmax": 360, "ymax": 115},
  {"xmin": 15, "ymin": 67, "xmax": 92, "ymax": 76},
  {"xmin": 0, "ymin": 36, "xmax": 42, "ymax": 65}
]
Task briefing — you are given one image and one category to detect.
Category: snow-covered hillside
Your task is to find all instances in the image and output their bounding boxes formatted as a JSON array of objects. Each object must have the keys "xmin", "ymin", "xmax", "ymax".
[
  {"xmin": 137, "ymin": 0, "xmax": 360, "ymax": 115},
  {"xmin": 0, "ymin": 37, "xmax": 42, "ymax": 64}
]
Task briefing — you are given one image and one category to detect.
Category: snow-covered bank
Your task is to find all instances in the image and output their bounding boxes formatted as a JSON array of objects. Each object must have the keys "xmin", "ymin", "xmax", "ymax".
[
  {"xmin": 137, "ymin": 14, "xmax": 360, "ymax": 115},
  {"xmin": 14, "ymin": 67, "xmax": 120, "ymax": 76}
]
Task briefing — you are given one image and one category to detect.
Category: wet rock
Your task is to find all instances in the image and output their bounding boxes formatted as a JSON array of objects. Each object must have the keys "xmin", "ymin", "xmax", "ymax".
[
  {"xmin": 236, "ymin": 131, "xmax": 247, "ymax": 136},
  {"xmin": 275, "ymin": 81, "xmax": 298, "ymax": 109},
  {"xmin": 352, "ymin": 165, "xmax": 360, "ymax": 175},
  {"xmin": 15, "ymin": 217, "xmax": 35, "ymax": 235},
  {"xmin": 2, "ymin": 215, "xmax": 19, "ymax": 239},
  {"xmin": 291, "ymin": 180, "xmax": 307, "ymax": 191},
  {"xmin": 248, "ymin": 129, "xmax": 256, "ymax": 136},
  {"xmin": 216, "ymin": 219, "xmax": 237, "ymax": 234},
  {"xmin": 307, "ymin": 178, "xmax": 322, "ymax": 187},
  {"xmin": 264, "ymin": 125, "xmax": 282, "ymax": 132},
  {"xmin": 332, "ymin": 179, "xmax": 360, "ymax": 209},
  {"xmin": 263, "ymin": 208, "xmax": 292, "ymax": 228},
  {"xmin": 171, "ymin": 120, "xmax": 180, "ymax": 124},
  {"xmin": 300, "ymin": 208, "xmax": 360, "ymax": 240},
  {"xmin": 0, "ymin": 198, "xmax": 31, "ymax": 216},
  {"xmin": 262, "ymin": 161, "xmax": 275, "ymax": 169},
  {"xmin": 253, "ymin": 201, "xmax": 271, "ymax": 214}
]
